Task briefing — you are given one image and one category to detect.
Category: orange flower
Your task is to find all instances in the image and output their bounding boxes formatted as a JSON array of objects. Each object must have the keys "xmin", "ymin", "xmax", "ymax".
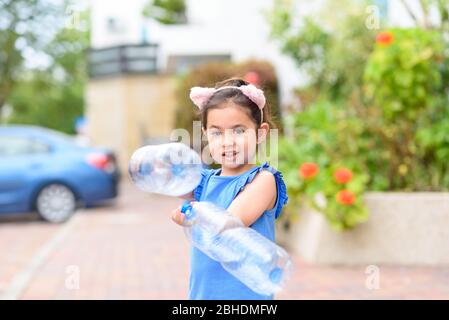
[
  {"xmin": 336, "ymin": 190, "xmax": 356, "ymax": 206},
  {"xmin": 299, "ymin": 162, "xmax": 319, "ymax": 180},
  {"xmin": 376, "ymin": 31, "xmax": 394, "ymax": 46},
  {"xmin": 244, "ymin": 71, "xmax": 260, "ymax": 86},
  {"xmin": 334, "ymin": 168, "xmax": 353, "ymax": 184}
]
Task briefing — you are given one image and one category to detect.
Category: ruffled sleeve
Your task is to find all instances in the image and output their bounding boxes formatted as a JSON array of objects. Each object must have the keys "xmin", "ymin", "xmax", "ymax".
[
  {"xmin": 235, "ymin": 162, "xmax": 289, "ymax": 219},
  {"xmin": 270, "ymin": 167, "xmax": 289, "ymax": 219},
  {"xmin": 193, "ymin": 168, "xmax": 213, "ymax": 201}
]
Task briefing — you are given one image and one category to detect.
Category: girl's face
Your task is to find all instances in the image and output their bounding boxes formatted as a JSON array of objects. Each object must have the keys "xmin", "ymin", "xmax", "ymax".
[{"xmin": 203, "ymin": 102, "xmax": 268, "ymax": 169}]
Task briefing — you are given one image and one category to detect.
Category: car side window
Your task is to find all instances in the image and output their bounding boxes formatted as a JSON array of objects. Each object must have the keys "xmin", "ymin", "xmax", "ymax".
[
  {"xmin": 29, "ymin": 139, "xmax": 51, "ymax": 154},
  {"xmin": 0, "ymin": 136, "xmax": 51, "ymax": 156}
]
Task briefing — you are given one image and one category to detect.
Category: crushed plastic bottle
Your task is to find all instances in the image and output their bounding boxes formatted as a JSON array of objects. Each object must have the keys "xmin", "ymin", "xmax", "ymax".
[
  {"xmin": 128, "ymin": 143, "xmax": 203, "ymax": 197},
  {"xmin": 181, "ymin": 201, "xmax": 293, "ymax": 296}
]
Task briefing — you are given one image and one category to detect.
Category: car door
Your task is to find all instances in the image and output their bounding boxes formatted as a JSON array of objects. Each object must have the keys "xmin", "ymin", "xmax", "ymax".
[{"xmin": 0, "ymin": 135, "xmax": 51, "ymax": 213}]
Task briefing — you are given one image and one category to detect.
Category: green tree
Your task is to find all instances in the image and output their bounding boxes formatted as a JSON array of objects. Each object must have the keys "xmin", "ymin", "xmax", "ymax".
[
  {"xmin": 142, "ymin": 0, "xmax": 187, "ymax": 25},
  {"xmin": 0, "ymin": 0, "xmax": 63, "ymax": 113},
  {"xmin": 4, "ymin": 2, "xmax": 90, "ymax": 134},
  {"xmin": 266, "ymin": 0, "xmax": 377, "ymax": 103}
]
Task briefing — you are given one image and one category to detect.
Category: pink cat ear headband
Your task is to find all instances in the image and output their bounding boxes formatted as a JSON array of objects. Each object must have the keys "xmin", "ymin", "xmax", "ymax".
[{"xmin": 189, "ymin": 84, "xmax": 266, "ymax": 121}]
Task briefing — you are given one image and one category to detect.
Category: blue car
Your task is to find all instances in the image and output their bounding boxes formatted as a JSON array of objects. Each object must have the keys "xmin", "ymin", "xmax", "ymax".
[{"xmin": 0, "ymin": 125, "xmax": 120, "ymax": 223}]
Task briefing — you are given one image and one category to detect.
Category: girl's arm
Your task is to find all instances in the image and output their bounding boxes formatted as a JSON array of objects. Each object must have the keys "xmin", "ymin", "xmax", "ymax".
[
  {"xmin": 227, "ymin": 171, "xmax": 277, "ymax": 227},
  {"xmin": 173, "ymin": 172, "xmax": 276, "ymax": 226}
]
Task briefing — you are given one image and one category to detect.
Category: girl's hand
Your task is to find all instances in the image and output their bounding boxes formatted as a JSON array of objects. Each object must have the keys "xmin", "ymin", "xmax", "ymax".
[
  {"xmin": 171, "ymin": 205, "xmax": 185, "ymax": 226},
  {"xmin": 171, "ymin": 201, "xmax": 197, "ymax": 226}
]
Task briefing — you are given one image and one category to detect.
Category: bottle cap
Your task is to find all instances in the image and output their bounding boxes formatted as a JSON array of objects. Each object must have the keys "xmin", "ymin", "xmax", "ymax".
[{"xmin": 181, "ymin": 200, "xmax": 192, "ymax": 214}]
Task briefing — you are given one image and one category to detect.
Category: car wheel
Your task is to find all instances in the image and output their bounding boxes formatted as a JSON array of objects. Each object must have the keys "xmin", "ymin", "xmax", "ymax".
[{"xmin": 36, "ymin": 183, "xmax": 77, "ymax": 223}]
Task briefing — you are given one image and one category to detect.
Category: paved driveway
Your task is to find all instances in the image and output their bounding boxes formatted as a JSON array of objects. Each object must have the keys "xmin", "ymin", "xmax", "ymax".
[{"xmin": 1, "ymin": 183, "xmax": 448, "ymax": 299}]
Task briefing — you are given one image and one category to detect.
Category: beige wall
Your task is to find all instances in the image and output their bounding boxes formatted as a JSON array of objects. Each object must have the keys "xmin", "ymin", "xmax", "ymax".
[{"xmin": 85, "ymin": 74, "xmax": 178, "ymax": 174}]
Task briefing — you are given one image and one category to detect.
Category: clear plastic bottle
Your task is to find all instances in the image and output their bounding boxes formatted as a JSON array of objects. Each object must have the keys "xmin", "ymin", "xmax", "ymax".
[
  {"xmin": 181, "ymin": 201, "xmax": 293, "ymax": 296},
  {"xmin": 128, "ymin": 143, "xmax": 203, "ymax": 197}
]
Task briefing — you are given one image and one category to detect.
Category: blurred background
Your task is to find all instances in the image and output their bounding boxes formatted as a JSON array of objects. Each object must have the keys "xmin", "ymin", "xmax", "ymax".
[{"xmin": 0, "ymin": 0, "xmax": 448, "ymax": 299}]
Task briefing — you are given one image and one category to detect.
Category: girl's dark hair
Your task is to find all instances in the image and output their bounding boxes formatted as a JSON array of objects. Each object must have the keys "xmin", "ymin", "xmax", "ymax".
[{"xmin": 198, "ymin": 78, "xmax": 275, "ymax": 129}]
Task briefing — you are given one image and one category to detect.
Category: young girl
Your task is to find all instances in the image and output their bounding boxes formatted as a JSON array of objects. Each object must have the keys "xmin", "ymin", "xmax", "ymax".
[{"xmin": 171, "ymin": 78, "xmax": 288, "ymax": 300}]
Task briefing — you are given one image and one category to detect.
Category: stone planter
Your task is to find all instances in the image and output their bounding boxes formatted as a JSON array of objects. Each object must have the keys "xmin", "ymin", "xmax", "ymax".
[{"xmin": 277, "ymin": 192, "xmax": 449, "ymax": 266}]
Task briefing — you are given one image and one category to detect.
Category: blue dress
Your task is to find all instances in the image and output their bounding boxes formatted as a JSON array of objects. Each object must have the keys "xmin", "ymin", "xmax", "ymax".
[{"xmin": 189, "ymin": 161, "xmax": 288, "ymax": 300}]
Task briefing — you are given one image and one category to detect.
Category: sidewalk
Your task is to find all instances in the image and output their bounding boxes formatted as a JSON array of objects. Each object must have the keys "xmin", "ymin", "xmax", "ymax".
[{"xmin": 1, "ymin": 182, "xmax": 448, "ymax": 299}]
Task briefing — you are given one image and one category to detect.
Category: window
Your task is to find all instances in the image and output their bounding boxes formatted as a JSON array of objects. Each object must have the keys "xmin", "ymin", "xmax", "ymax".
[
  {"xmin": 0, "ymin": 136, "xmax": 51, "ymax": 157},
  {"xmin": 166, "ymin": 54, "xmax": 231, "ymax": 74}
]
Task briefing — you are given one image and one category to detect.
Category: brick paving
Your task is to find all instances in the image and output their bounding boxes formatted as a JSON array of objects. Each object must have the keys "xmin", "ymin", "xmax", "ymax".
[{"xmin": 0, "ymin": 182, "xmax": 448, "ymax": 300}]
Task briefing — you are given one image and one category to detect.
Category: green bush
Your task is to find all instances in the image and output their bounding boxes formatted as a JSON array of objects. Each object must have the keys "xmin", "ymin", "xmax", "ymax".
[
  {"xmin": 364, "ymin": 29, "xmax": 443, "ymax": 121},
  {"xmin": 174, "ymin": 59, "xmax": 283, "ymax": 144},
  {"xmin": 270, "ymin": 1, "xmax": 449, "ymax": 230},
  {"xmin": 364, "ymin": 28, "xmax": 446, "ymax": 190},
  {"xmin": 278, "ymin": 100, "xmax": 370, "ymax": 230}
]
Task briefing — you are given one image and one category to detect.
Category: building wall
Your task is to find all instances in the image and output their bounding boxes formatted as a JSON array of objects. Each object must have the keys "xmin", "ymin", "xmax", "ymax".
[
  {"xmin": 88, "ymin": 0, "xmax": 428, "ymax": 107},
  {"xmin": 89, "ymin": 0, "xmax": 307, "ymax": 107},
  {"xmin": 86, "ymin": 75, "xmax": 178, "ymax": 173}
]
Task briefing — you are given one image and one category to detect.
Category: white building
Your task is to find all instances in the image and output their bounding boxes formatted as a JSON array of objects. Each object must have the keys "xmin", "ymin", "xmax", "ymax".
[
  {"xmin": 88, "ymin": 0, "xmax": 429, "ymax": 108},
  {"xmin": 89, "ymin": 0, "xmax": 324, "ymax": 108}
]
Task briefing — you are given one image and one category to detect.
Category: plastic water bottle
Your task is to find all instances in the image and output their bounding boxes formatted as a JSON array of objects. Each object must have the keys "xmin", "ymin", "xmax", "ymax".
[
  {"xmin": 181, "ymin": 201, "xmax": 293, "ymax": 296},
  {"xmin": 128, "ymin": 143, "xmax": 203, "ymax": 197}
]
